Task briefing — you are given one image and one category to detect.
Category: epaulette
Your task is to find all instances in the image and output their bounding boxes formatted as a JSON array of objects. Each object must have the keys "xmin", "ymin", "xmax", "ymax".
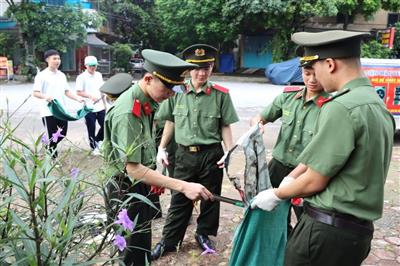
[
  {"xmin": 317, "ymin": 88, "xmax": 350, "ymax": 107},
  {"xmin": 283, "ymin": 86, "xmax": 303, "ymax": 93},
  {"xmin": 212, "ymin": 83, "xmax": 229, "ymax": 94}
]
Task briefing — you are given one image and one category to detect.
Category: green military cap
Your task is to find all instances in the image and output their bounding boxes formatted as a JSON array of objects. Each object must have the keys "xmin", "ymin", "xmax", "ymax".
[
  {"xmin": 142, "ymin": 49, "xmax": 198, "ymax": 89},
  {"xmin": 181, "ymin": 44, "xmax": 218, "ymax": 67},
  {"xmin": 100, "ymin": 73, "xmax": 133, "ymax": 97},
  {"xmin": 292, "ymin": 30, "xmax": 370, "ymax": 66}
]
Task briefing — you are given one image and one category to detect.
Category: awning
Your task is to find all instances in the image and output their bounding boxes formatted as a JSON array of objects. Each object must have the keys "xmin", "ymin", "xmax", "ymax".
[{"xmin": 87, "ymin": 34, "xmax": 109, "ymax": 47}]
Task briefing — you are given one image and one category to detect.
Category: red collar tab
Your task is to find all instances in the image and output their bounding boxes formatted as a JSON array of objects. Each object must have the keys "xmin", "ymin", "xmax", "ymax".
[
  {"xmin": 294, "ymin": 91, "xmax": 303, "ymax": 99},
  {"xmin": 316, "ymin": 96, "xmax": 332, "ymax": 108},
  {"xmin": 132, "ymin": 99, "xmax": 153, "ymax": 117},
  {"xmin": 132, "ymin": 99, "xmax": 141, "ymax": 118},
  {"xmin": 143, "ymin": 102, "xmax": 152, "ymax": 116},
  {"xmin": 204, "ymin": 87, "xmax": 212, "ymax": 95},
  {"xmin": 283, "ymin": 86, "xmax": 303, "ymax": 93},
  {"xmin": 212, "ymin": 83, "xmax": 229, "ymax": 94}
]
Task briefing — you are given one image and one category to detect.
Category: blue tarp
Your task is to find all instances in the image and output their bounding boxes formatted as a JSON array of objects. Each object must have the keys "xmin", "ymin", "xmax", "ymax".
[
  {"xmin": 265, "ymin": 57, "xmax": 303, "ymax": 85},
  {"xmin": 219, "ymin": 53, "xmax": 235, "ymax": 73}
]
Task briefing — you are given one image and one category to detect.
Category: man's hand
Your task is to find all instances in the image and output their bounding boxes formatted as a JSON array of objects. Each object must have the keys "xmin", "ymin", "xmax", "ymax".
[
  {"xmin": 279, "ymin": 176, "xmax": 295, "ymax": 188},
  {"xmin": 250, "ymin": 188, "xmax": 282, "ymax": 211},
  {"xmin": 216, "ymin": 152, "xmax": 228, "ymax": 168},
  {"xmin": 182, "ymin": 182, "xmax": 213, "ymax": 201},
  {"xmin": 46, "ymin": 96, "xmax": 53, "ymax": 102},
  {"xmin": 156, "ymin": 146, "xmax": 169, "ymax": 166}
]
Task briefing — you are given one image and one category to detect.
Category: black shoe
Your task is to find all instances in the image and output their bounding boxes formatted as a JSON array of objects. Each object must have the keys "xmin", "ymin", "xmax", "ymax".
[
  {"xmin": 195, "ymin": 233, "xmax": 215, "ymax": 251},
  {"xmin": 150, "ymin": 240, "xmax": 176, "ymax": 261}
]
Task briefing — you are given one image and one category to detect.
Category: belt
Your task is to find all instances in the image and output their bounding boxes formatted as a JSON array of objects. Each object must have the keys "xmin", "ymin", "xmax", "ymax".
[
  {"xmin": 178, "ymin": 143, "xmax": 221, "ymax": 153},
  {"xmin": 304, "ymin": 202, "xmax": 373, "ymax": 235}
]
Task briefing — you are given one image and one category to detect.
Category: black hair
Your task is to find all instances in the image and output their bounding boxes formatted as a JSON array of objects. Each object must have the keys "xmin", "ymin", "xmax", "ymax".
[{"xmin": 44, "ymin": 49, "xmax": 60, "ymax": 60}]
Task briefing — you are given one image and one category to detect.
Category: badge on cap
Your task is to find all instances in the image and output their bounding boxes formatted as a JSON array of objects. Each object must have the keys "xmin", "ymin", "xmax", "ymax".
[{"xmin": 195, "ymin": 49, "xmax": 205, "ymax": 56}]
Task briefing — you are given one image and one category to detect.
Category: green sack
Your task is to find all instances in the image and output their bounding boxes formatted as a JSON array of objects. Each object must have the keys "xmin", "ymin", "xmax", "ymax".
[
  {"xmin": 229, "ymin": 201, "xmax": 290, "ymax": 266},
  {"xmin": 48, "ymin": 99, "xmax": 93, "ymax": 121}
]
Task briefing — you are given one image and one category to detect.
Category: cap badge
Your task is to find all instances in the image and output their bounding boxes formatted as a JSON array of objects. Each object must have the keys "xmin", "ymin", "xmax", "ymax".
[{"xmin": 195, "ymin": 49, "xmax": 205, "ymax": 56}]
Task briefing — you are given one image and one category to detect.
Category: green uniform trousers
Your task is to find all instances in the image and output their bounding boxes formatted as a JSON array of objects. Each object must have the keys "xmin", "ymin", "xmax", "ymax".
[
  {"xmin": 285, "ymin": 213, "xmax": 373, "ymax": 266},
  {"xmin": 162, "ymin": 144, "xmax": 224, "ymax": 247},
  {"xmin": 106, "ymin": 174, "xmax": 153, "ymax": 266},
  {"xmin": 268, "ymin": 158, "xmax": 303, "ymax": 231}
]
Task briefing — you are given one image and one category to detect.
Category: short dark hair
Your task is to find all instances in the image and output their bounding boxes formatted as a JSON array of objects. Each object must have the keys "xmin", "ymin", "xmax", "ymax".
[{"xmin": 44, "ymin": 49, "xmax": 60, "ymax": 59}]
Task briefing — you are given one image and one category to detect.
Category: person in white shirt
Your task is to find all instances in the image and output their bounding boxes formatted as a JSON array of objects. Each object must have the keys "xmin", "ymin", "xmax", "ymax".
[
  {"xmin": 76, "ymin": 56, "xmax": 105, "ymax": 154},
  {"xmin": 33, "ymin": 49, "xmax": 84, "ymax": 158}
]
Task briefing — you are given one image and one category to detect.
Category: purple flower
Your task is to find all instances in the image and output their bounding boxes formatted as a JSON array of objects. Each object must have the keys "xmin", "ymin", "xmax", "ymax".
[
  {"xmin": 113, "ymin": 234, "xmax": 126, "ymax": 251},
  {"xmin": 115, "ymin": 209, "xmax": 135, "ymax": 231},
  {"xmin": 70, "ymin": 168, "xmax": 79, "ymax": 180},
  {"xmin": 51, "ymin": 127, "xmax": 64, "ymax": 142},
  {"xmin": 41, "ymin": 134, "xmax": 49, "ymax": 145},
  {"xmin": 200, "ymin": 243, "xmax": 217, "ymax": 256}
]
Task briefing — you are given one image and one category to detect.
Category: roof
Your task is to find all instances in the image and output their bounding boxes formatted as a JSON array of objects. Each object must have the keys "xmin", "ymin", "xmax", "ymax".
[{"xmin": 87, "ymin": 34, "xmax": 109, "ymax": 47}]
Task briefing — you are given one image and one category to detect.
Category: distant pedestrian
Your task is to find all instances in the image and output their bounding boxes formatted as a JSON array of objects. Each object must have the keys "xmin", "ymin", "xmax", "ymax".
[
  {"xmin": 33, "ymin": 49, "xmax": 84, "ymax": 158},
  {"xmin": 76, "ymin": 56, "xmax": 105, "ymax": 155}
]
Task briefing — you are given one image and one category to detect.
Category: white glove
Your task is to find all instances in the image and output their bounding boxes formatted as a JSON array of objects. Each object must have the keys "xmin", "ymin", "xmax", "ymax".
[
  {"xmin": 250, "ymin": 188, "xmax": 282, "ymax": 211},
  {"xmin": 156, "ymin": 146, "xmax": 169, "ymax": 166},
  {"xmin": 279, "ymin": 176, "xmax": 295, "ymax": 188},
  {"xmin": 216, "ymin": 152, "xmax": 228, "ymax": 168}
]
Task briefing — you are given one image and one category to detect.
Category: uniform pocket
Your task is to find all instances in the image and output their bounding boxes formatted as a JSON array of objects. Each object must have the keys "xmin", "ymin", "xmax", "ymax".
[
  {"xmin": 201, "ymin": 111, "xmax": 221, "ymax": 131},
  {"xmin": 172, "ymin": 107, "xmax": 189, "ymax": 128}
]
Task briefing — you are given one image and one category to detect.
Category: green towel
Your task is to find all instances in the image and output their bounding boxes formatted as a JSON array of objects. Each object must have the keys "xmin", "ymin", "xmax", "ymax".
[
  {"xmin": 48, "ymin": 99, "xmax": 93, "ymax": 121},
  {"xmin": 229, "ymin": 201, "xmax": 290, "ymax": 266}
]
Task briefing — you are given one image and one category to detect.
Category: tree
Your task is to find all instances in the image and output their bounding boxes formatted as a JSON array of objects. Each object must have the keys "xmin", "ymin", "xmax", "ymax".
[
  {"xmin": 99, "ymin": 0, "xmax": 161, "ymax": 50},
  {"xmin": 223, "ymin": 0, "xmax": 338, "ymax": 61},
  {"xmin": 155, "ymin": 0, "xmax": 237, "ymax": 53},
  {"xmin": 334, "ymin": 0, "xmax": 400, "ymax": 30},
  {"xmin": 4, "ymin": 1, "xmax": 102, "ymax": 62}
]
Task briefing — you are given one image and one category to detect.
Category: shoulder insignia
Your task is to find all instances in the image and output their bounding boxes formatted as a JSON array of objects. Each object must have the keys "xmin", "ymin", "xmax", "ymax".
[
  {"xmin": 212, "ymin": 83, "xmax": 229, "ymax": 94},
  {"xmin": 132, "ymin": 99, "xmax": 141, "ymax": 118},
  {"xmin": 283, "ymin": 86, "xmax": 303, "ymax": 93}
]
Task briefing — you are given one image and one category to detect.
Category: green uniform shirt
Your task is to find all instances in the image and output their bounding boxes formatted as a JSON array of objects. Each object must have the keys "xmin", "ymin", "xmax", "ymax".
[
  {"xmin": 103, "ymin": 83, "xmax": 158, "ymax": 176},
  {"xmin": 298, "ymin": 78, "xmax": 395, "ymax": 221},
  {"xmin": 260, "ymin": 87, "xmax": 330, "ymax": 167},
  {"xmin": 155, "ymin": 80, "xmax": 239, "ymax": 145}
]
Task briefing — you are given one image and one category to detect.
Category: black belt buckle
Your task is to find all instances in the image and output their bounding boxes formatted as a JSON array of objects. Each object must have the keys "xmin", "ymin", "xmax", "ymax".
[{"xmin": 188, "ymin": 146, "xmax": 200, "ymax": 152}]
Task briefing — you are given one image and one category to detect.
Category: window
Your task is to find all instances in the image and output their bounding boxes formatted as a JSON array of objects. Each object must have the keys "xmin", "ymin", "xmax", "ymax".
[{"xmin": 388, "ymin": 13, "xmax": 400, "ymax": 27}]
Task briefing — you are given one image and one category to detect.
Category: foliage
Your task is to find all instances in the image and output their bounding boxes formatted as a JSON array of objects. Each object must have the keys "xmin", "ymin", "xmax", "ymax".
[
  {"xmin": 155, "ymin": 0, "xmax": 237, "ymax": 53},
  {"xmin": 334, "ymin": 0, "xmax": 400, "ymax": 29},
  {"xmin": 99, "ymin": 0, "xmax": 160, "ymax": 49},
  {"xmin": 5, "ymin": 2, "xmax": 103, "ymax": 60},
  {"xmin": 0, "ymin": 33, "xmax": 18, "ymax": 58},
  {"xmin": 223, "ymin": 0, "xmax": 337, "ymax": 61},
  {"xmin": 0, "ymin": 102, "xmax": 143, "ymax": 264},
  {"xmin": 111, "ymin": 43, "xmax": 134, "ymax": 71},
  {"xmin": 361, "ymin": 40, "xmax": 392, "ymax": 58}
]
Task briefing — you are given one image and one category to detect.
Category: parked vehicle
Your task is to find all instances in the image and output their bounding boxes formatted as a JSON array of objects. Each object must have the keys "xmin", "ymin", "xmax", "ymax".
[{"xmin": 129, "ymin": 57, "xmax": 144, "ymax": 78}]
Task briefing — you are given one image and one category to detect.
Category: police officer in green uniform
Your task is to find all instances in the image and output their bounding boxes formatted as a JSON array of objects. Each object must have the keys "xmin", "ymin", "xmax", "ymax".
[
  {"xmin": 250, "ymin": 61, "xmax": 329, "ymax": 231},
  {"xmin": 103, "ymin": 49, "xmax": 213, "ymax": 266},
  {"xmin": 151, "ymin": 44, "xmax": 239, "ymax": 260},
  {"xmin": 250, "ymin": 30, "xmax": 395, "ymax": 266},
  {"xmin": 100, "ymin": 73, "xmax": 134, "ymax": 106}
]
